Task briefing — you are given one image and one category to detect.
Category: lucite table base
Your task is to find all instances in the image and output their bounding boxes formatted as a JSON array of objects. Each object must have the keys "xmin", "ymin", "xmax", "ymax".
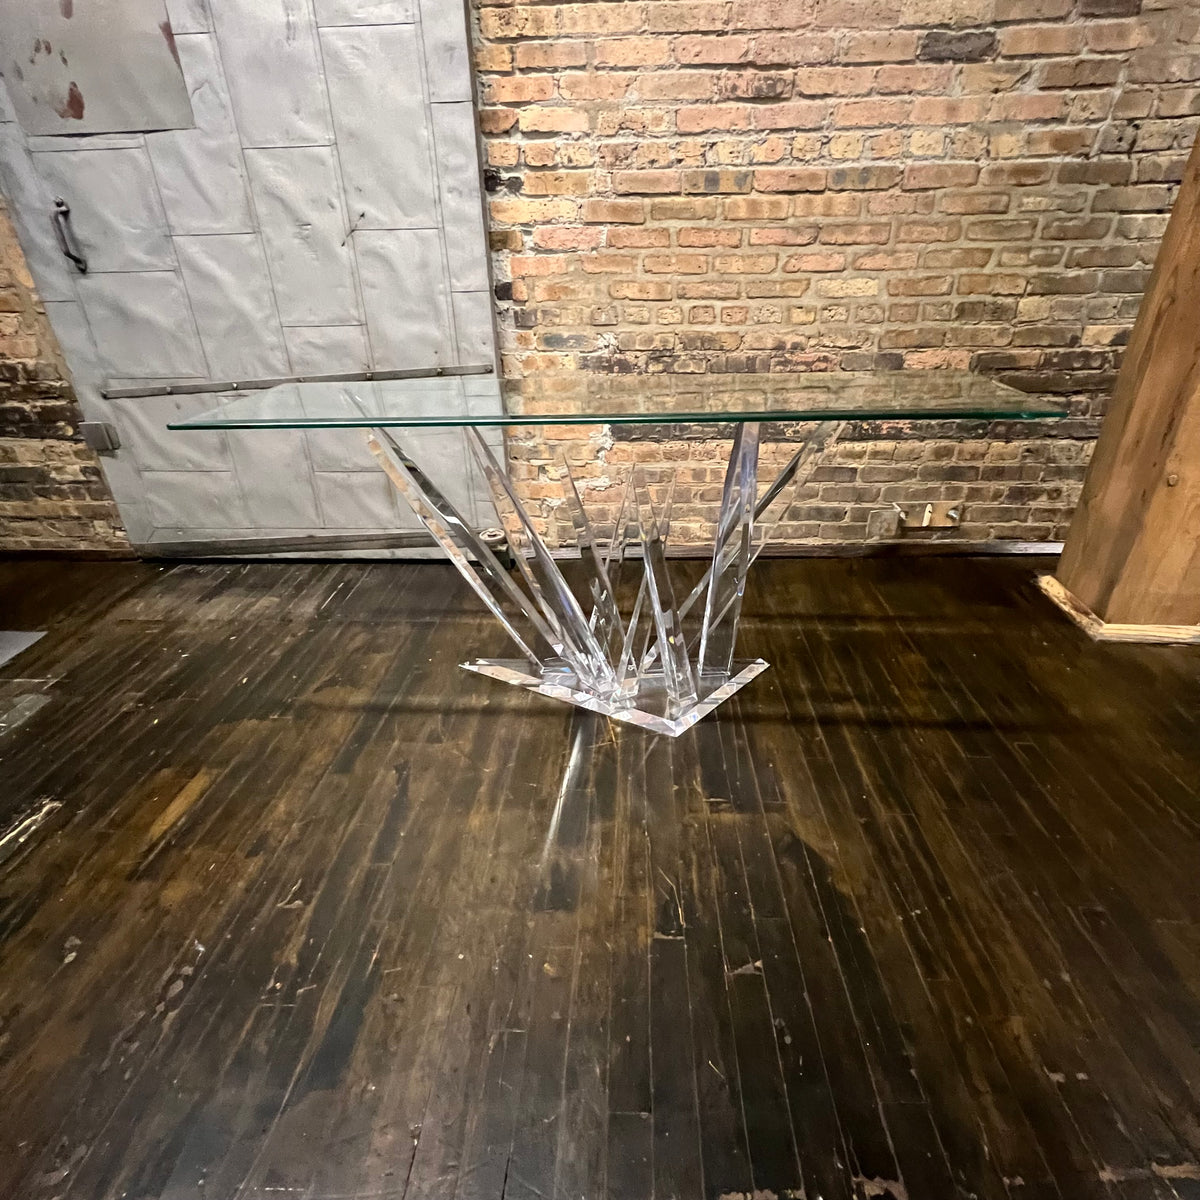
[
  {"xmin": 366, "ymin": 419, "xmax": 842, "ymax": 736},
  {"xmin": 463, "ymin": 657, "xmax": 771, "ymax": 737}
]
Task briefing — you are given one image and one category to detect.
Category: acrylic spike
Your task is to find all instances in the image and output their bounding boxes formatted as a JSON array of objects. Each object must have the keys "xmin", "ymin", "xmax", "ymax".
[{"xmin": 369, "ymin": 421, "xmax": 833, "ymax": 736}]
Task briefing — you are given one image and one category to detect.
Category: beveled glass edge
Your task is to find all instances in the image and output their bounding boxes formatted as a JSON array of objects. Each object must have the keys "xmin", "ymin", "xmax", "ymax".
[{"xmin": 170, "ymin": 403, "xmax": 1067, "ymax": 431}]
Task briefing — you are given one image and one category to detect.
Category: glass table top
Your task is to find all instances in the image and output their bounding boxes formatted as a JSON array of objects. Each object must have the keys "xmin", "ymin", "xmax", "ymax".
[{"xmin": 168, "ymin": 370, "xmax": 1065, "ymax": 430}]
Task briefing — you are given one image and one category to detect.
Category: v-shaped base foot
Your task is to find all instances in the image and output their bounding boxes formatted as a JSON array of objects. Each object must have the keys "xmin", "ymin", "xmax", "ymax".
[{"xmin": 461, "ymin": 658, "xmax": 770, "ymax": 736}]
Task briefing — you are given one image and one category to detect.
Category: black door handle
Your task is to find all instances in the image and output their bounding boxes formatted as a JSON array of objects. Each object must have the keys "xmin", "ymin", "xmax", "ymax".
[{"xmin": 51, "ymin": 197, "xmax": 87, "ymax": 274}]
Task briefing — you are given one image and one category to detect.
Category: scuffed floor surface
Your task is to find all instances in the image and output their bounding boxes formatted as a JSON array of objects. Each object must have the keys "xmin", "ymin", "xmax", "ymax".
[{"xmin": 1, "ymin": 556, "xmax": 1199, "ymax": 1200}]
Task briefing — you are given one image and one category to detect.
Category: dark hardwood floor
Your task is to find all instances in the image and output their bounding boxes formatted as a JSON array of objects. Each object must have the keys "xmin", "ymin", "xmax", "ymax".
[{"xmin": 1, "ymin": 555, "xmax": 1199, "ymax": 1200}]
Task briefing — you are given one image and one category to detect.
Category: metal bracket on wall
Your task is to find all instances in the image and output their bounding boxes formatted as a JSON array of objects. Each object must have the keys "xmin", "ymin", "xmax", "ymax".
[
  {"xmin": 79, "ymin": 422, "xmax": 121, "ymax": 453},
  {"xmin": 100, "ymin": 363, "xmax": 495, "ymax": 401}
]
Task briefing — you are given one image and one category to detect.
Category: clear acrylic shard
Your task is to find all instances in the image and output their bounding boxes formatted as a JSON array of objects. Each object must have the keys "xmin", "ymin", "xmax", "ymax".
[{"xmin": 369, "ymin": 422, "xmax": 839, "ymax": 735}]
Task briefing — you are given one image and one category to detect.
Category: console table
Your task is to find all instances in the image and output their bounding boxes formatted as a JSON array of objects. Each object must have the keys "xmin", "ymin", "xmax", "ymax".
[{"xmin": 171, "ymin": 371, "xmax": 1061, "ymax": 735}]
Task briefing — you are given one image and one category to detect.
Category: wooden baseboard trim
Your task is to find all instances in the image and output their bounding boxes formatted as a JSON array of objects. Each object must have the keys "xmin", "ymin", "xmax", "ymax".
[{"xmin": 1036, "ymin": 574, "xmax": 1200, "ymax": 645}]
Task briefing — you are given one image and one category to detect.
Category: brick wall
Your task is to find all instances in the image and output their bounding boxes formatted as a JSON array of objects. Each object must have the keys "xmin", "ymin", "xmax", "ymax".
[
  {"xmin": 474, "ymin": 0, "xmax": 1194, "ymax": 548},
  {"xmin": 0, "ymin": 200, "xmax": 127, "ymax": 554}
]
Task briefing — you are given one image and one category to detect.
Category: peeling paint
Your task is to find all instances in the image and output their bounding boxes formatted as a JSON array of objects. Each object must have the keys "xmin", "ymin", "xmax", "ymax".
[{"xmin": 60, "ymin": 0, "xmax": 73, "ymax": 16}]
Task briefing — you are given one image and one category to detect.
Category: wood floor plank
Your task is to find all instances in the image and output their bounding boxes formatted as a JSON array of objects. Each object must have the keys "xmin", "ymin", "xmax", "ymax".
[{"xmin": 1, "ymin": 555, "xmax": 1199, "ymax": 1200}]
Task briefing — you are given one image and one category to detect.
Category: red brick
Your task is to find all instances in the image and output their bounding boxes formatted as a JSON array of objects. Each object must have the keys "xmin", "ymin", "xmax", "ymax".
[
  {"xmin": 513, "ymin": 42, "xmax": 588, "ymax": 69},
  {"xmin": 613, "ymin": 170, "xmax": 683, "ymax": 195},
  {"xmin": 712, "ymin": 253, "xmax": 778, "ymax": 273},
  {"xmin": 896, "ymin": 219, "xmax": 963, "ymax": 242},
  {"xmin": 677, "ymin": 104, "xmax": 753, "ymax": 133},
  {"xmin": 980, "ymin": 161, "xmax": 1054, "ymax": 186},
  {"xmin": 518, "ymin": 107, "xmax": 590, "ymax": 133},
  {"xmin": 678, "ymin": 227, "xmax": 743, "ymax": 247},
  {"xmin": 581, "ymin": 199, "xmax": 645, "ymax": 224},
  {"xmin": 875, "ymin": 64, "xmax": 953, "ymax": 94},
  {"xmin": 910, "ymin": 96, "xmax": 990, "ymax": 124},
  {"xmin": 559, "ymin": 73, "xmax": 636, "ymax": 101},
  {"xmin": 595, "ymin": 37, "xmax": 674, "ymax": 67},
  {"xmin": 750, "ymin": 33, "xmax": 837, "ymax": 66},
  {"xmin": 491, "ymin": 198, "xmax": 579, "ymax": 224},
  {"xmin": 730, "ymin": 0, "xmax": 814, "ymax": 28},
  {"xmin": 644, "ymin": 253, "xmax": 710, "ymax": 274},
  {"xmin": 752, "ymin": 101, "xmax": 829, "ymax": 130},
  {"xmin": 840, "ymin": 30, "xmax": 920, "ymax": 62},
  {"xmin": 995, "ymin": 0, "xmax": 1071, "ymax": 16},
  {"xmin": 748, "ymin": 226, "xmax": 820, "ymax": 245},
  {"xmin": 991, "ymin": 93, "xmax": 1069, "ymax": 121},
  {"xmin": 644, "ymin": 1, "xmax": 728, "ymax": 30},
  {"xmin": 682, "ymin": 169, "xmax": 754, "ymax": 194},
  {"xmin": 819, "ymin": 223, "xmax": 891, "ymax": 244},
  {"xmin": 902, "ymin": 163, "xmax": 982, "ymax": 189},
  {"xmin": 609, "ymin": 280, "xmax": 673, "ymax": 300},
  {"xmin": 559, "ymin": 3, "xmax": 645, "ymax": 35},
  {"xmin": 479, "ymin": 7, "xmax": 557, "ymax": 38},
  {"xmin": 484, "ymin": 76, "xmax": 554, "ymax": 104},
  {"xmin": 998, "ymin": 24, "xmax": 1084, "ymax": 56},
  {"xmin": 828, "ymin": 165, "xmax": 902, "ymax": 191},
  {"xmin": 965, "ymin": 218, "xmax": 1039, "ymax": 240},
  {"xmin": 724, "ymin": 196, "xmax": 790, "ymax": 220},
  {"xmin": 794, "ymin": 66, "xmax": 876, "ymax": 96},
  {"xmin": 834, "ymin": 98, "xmax": 913, "ymax": 126},
  {"xmin": 753, "ymin": 168, "xmax": 827, "ymax": 192},
  {"xmin": 478, "ymin": 108, "xmax": 517, "ymax": 134},
  {"xmin": 580, "ymin": 253, "xmax": 638, "ymax": 274},
  {"xmin": 853, "ymin": 250, "xmax": 919, "ymax": 269},
  {"xmin": 608, "ymin": 227, "xmax": 671, "ymax": 247},
  {"xmin": 957, "ymin": 274, "xmax": 1028, "ymax": 294},
  {"xmin": 720, "ymin": 71, "xmax": 795, "ymax": 100},
  {"xmin": 783, "ymin": 252, "xmax": 847, "ymax": 271},
  {"xmin": 887, "ymin": 276, "xmax": 954, "ymax": 295},
  {"xmin": 674, "ymin": 35, "xmax": 752, "ymax": 64},
  {"xmin": 532, "ymin": 226, "xmax": 605, "ymax": 251},
  {"xmin": 652, "ymin": 198, "xmax": 719, "ymax": 219},
  {"xmin": 640, "ymin": 71, "xmax": 719, "ymax": 100},
  {"xmin": 522, "ymin": 171, "xmax": 594, "ymax": 196}
]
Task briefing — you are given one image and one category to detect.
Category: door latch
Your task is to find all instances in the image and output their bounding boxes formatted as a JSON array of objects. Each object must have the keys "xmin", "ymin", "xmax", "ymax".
[{"xmin": 51, "ymin": 198, "xmax": 87, "ymax": 274}]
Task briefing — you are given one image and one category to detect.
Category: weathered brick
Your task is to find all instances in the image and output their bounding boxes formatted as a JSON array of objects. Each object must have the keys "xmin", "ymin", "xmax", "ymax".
[
  {"xmin": 998, "ymin": 24, "xmax": 1084, "ymax": 56},
  {"xmin": 643, "ymin": 253, "xmax": 710, "ymax": 274},
  {"xmin": 903, "ymin": 163, "xmax": 982, "ymax": 190},
  {"xmin": 581, "ymin": 199, "xmax": 645, "ymax": 224},
  {"xmin": 474, "ymin": 0, "xmax": 1144, "ymax": 550},
  {"xmin": 828, "ymin": 165, "xmax": 902, "ymax": 191},
  {"xmin": 613, "ymin": 170, "xmax": 683, "ymax": 195},
  {"xmin": 682, "ymin": 169, "xmax": 754, "ymax": 194},
  {"xmin": 753, "ymin": 168, "xmax": 827, "ymax": 192},
  {"xmin": 674, "ymin": 35, "xmax": 753, "ymax": 64},
  {"xmin": 918, "ymin": 29, "xmax": 998, "ymax": 62},
  {"xmin": 517, "ymin": 107, "xmax": 590, "ymax": 133},
  {"xmin": 820, "ymin": 223, "xmax": 892, "ymax": 245}
]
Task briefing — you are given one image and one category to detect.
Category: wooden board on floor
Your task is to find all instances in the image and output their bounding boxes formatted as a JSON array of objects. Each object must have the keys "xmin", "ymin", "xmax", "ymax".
[{"xmin": 1037, "ymin": 573, "xmax": 1200, "ymax": 645}]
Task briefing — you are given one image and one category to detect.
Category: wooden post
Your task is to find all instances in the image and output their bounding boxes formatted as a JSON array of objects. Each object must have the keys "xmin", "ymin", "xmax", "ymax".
[{"xmin": 1048, "ymin": 132, "xmax": 1200, "ymax": 639}]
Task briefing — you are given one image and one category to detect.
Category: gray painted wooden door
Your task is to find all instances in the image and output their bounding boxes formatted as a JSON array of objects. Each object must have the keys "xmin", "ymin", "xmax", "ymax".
[{"xmin": 0, "ymin": 0, "xmax": 498, "ymax": 548}]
